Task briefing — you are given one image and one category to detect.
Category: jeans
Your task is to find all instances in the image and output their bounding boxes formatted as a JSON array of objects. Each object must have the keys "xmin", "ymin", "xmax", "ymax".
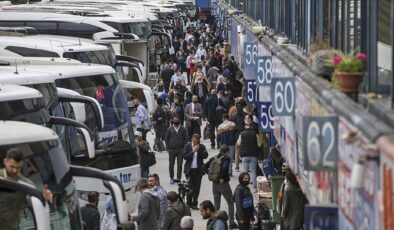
[
  {"xmin": 141, "ymin": 167, "xmax": 150, "ymax": 178},
  {"xmin": 154, "ymin": 124, "xmax": 167, "ymax": 151},
  {"xmin": 168, "ymin": 149, "xmax": 184, "ymax": 180},
  {"xmin": 228, "ymin": 145, "xmax": 235, "ymax": 175},
  {"xmin": 241, "ymin": 156, "xmax": 257, "ymax": 189},
  {"xmin": 213, "ymin": 182, "xmax": 235, "ymax": 224}
]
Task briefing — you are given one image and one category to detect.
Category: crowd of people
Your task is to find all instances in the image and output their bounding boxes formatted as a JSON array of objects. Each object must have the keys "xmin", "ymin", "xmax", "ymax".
[{"xmin": 76, "ymin": 13, "xmax": 307, "ymax": 230}]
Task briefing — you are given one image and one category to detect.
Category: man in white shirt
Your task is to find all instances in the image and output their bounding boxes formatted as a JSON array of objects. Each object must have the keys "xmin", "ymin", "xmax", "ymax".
[{"xmin": 183, "ymin": 134, "xmax": 208, "ymax": 210}]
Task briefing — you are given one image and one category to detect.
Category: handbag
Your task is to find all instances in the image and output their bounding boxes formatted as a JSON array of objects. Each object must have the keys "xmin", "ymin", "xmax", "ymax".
[
  {"xmin": 242, "ymin": 196, "xmax": 253, "ymax": 209},
  {"xmin": 144, "ymin": 151, "xmax": 157, "ymax": 167},
  {"xmin": 203, "ymin": 123, "xmax": 210, "ymax": 140}
]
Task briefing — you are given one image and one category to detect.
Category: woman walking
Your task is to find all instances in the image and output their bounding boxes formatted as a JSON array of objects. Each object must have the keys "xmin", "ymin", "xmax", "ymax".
[{"xmin": 233, "ymin": 172, "xmax": 254, "ymax": 230}]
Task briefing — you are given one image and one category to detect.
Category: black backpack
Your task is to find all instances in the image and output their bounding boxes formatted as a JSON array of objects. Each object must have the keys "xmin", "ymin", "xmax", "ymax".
[{"xmin": 153, "ymin": 106, "xmax": 167, "ymax": 125}]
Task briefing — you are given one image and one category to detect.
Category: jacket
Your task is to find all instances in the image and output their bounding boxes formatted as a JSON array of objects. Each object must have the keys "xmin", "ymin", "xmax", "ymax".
[
  {"xmin": 233, "ymin": 184, "xmax": 254, "ymax": 221},
  {"xmin": 218, "ymin": 120, "xmax": 236, "ymax": 146},
  {"xmin": 0, "ymin": 169, "xmax": 33, "ymax": 230},
  {"xmin": 184, "ymin": 102, "xmax": 203, "ymax": 127},
  {"xmin": 192, "ymin": 82, "xmax": 208, "ymax": 98},
  {"xmin": 238, "ymin": 129, "xmax": 260, "ymax": 157},
  {"xmin": 206, "ymin": 210, "xmax": 229, "ymax": 230},
  {"xmin": 282, "ymin": 184, "xmax": 307, "ymax": 230},
  {"xmin": 183, "ymin": 142, "xmax": 208, "ymax": 176},
  {"xmin": 136, "ymin": 104, "xmax": 151, "ymax": 129},
  {"xmin": 133, "ymin": 189, "xmax": 160, "ymax": 230},
  {"xmin": 205, "ymin": 94, "xmax": 218, "ymax": 123},
  {"xmin": 165, "ymin": 125, "xmax": 188, "ymax": 150},
  {"xmin": 80, "ymin": 204, "xmax": 100, "ymax": 230},
  {"xmin": 163, "ymin": 200, "xmax": 191, "ymax": 230}
]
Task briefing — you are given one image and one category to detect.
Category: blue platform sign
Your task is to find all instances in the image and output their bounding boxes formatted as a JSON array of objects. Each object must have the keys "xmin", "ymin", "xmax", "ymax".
[
  {"xmin": 271, "ymin": 77, "xmax": 295, "ymax": 116},
  {"xmin": 245, "ymin": 79, "xmax": 258, "ymax": 104},
  {"xmin": 243, "ymin": 42, "xmax": 258, "ymax": 80},
  {"xmin": 256, "ymin": 56, "xmax": 273, "ymax": 87},
  {"xmin": 304, "ymin": 205, "xmax": 338, "ymax": 230},
  {"xmin": 258, "ymin": 102, "xmax": 274, "ymax": 132}
]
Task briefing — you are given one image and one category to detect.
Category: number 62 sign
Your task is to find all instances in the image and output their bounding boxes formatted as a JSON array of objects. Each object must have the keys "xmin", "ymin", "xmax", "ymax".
[{"xmin": 302, "ymin": 116, "xmax": 338, "ymax": 171}]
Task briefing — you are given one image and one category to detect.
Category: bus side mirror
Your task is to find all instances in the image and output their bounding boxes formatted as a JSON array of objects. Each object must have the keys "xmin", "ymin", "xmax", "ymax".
[
  {"xmin": 0, "ymin": 178, "xmax": 50, "ymax": 230},
  {"xmin": 69, "ymin": 165, "xmax": 128, "ymax": 224},
  {"xmin": 76, "ymin": 127, "xmax": 95, "ymax": 159}
]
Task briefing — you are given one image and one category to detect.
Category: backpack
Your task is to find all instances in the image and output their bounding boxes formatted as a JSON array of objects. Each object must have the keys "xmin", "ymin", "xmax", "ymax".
[
  {"xmin": 153, "ymin": 106, "xmax": 167, "ymax": 125},
  {"xmin": 208, "ymin": 155, "xmax": 224, "ymax": 182}
]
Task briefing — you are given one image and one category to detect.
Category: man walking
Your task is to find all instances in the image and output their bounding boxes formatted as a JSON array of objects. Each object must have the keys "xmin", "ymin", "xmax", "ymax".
[
  {"xmin": 199, "ymin": 200, "xmax": 228, "ymax": 230},
  {"xmin": 218, "ymin": 114, "xmax": 237, "ymax": 176},
  {"xmin": 161, "ymin": 64, "xmax": 175, "ymax": 93},
  {"xmin": 153, "ymin": 98, "xmax": 169, "ymax": 151},
  {"xmin": 134, "ymin": 97, "xmax": 151, "ymax": 140},
  {"xmin": 236, "ymin": 115, "xmax": 262, "ymax": 193},
  {"xmin": 205, "ymin": 145, "xmax": 238, "ymax": 229},
  {"xmin": 165, "ymin": 117, "xmax": 188, "ymax": 183},
  {"xmin": 148, "ymin": 174, "xmax": 168, "ymax": 230},
  {"xmin": 183, "ymin": 134, "xmax": 208, "ymax": 210},
  {"xmin": 131, "ymin": 178, "xmax": 160, "ymax": 230},
  {"xmin": 185, "ymin": 95, "xmax": 203, "ymax": 140},
  {"xmin": 205, "ymin": 89, "xmax": 219, "ymax": 149},
  {"xmin": 81, "ymin": 191, "xmax": 100, "ymax": 230},
  {"xmin": 164, "ymin": 191, "xmax": 191, "ymax": 230}
]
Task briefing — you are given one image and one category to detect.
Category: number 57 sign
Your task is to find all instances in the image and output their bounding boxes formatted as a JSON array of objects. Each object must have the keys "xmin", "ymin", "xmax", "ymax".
[{"xmin": 302, "ymin": 116, "xmax": 338, "ymax": 171}]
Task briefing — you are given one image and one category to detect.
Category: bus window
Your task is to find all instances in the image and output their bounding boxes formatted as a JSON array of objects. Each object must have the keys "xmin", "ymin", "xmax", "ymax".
[
  {"xmin": 5, "ymin": 46, "xmax": 60, "ymax": 57},
  {"xmin": 0, "ymin": 21, "xmax": 24, "ymax": 27},
  {"xmin": 58, "ymin": 22, "xmax": 104, "ymax": 39},
  {"xmin": 25, "ymin": 21, "xmax": 57, "ymax": 35}
]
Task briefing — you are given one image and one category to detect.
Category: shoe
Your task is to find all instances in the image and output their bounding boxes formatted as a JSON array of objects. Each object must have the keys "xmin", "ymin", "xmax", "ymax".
[
  {"xmin": 252, "ymin": 188, "xmax": 258, "ymax": 193},
  {"xmin": 235, "ymin": 167, "xmax": 239, "ymax": 172},
  {"xmin": 229, "ymin": 223, "xmax": 238, "ymax": 229},
  {"xmin": 170, "ymin": 179, "xmax": 175, "ymax": 184},
  {"xmin": 190, "ymin": 206, "xmax": 199, "ymax": 210},
  {"xmin": 211, "ymin": 146, "xmax": 215, "ymax": 149}
]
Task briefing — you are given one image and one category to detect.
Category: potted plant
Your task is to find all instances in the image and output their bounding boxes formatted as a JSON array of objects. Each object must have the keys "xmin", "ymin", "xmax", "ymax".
[{"xmin": 331, "ymin": 51, "xmax": 367, "ymax": 93}]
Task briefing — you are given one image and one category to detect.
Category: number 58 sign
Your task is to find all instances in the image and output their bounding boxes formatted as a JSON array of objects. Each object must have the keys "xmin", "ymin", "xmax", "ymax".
[{"xmin": 302, "ymin": 116, "xmax": 338, "ymax": 171}]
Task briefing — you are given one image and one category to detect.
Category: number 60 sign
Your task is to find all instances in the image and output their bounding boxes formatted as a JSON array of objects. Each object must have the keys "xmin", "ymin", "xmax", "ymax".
[{"xmin": 302, "ymin": 116, "xmax": 338, "ymax": 171}]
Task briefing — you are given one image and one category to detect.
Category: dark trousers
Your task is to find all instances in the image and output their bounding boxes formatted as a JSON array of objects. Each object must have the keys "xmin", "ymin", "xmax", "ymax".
[
  {"xmin": 187, "ymin": 121, "xmax": 201, "ymax": 140},
  {"xmin": 213, "ymin": 182, "xmax": 235, "ymax": 224},
  {"xmin": 186, "ymin": 69, "xmax": 191, "ymax": 85},
  {"xmin": 141, "ymin": 167, "xmax": 150, "ymax": 178},
  {"xmin": 209, "ymin": 121, "xmax": 218, "ymax": 147},
  {"xmin": 154, "ymin": 124, "xmax": 167, "ymax": 151},
  {"xmin": 169, "ymin": 149, "xmax": 184, "ymax": 180},
  {"xmin": 137, "ymin": 128, "xmax": 148, "ymax": 141},
  {"xmin": 186, "ymin": 169, "xmax": 203, "ymax": 206},
  {"xmin": 164, "ymin": 82, "xmax": 170, "ymax": 93},
  {"xmin": 238, "ymin": 217, "xmax": 251, "ymax": 230}
]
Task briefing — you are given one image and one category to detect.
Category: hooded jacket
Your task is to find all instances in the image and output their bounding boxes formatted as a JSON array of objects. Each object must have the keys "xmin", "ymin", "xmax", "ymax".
[
  {"xmin": 133, "ymin": 189, "xmax": 160, "ymax": 230},
  {"xmin": 163, "ymin": 200, "xmax": 191, "ymax": 230},
  {"xmin": 218, "ymin": 120, "xmax": 236, "ymax": 146},
  {"xmin": 206, "ymin": 210, "xmax": 229, "ymax": 230},
  {"xmin": 282, "ymin": 184, "xmax": 307, "ymax": 230}
]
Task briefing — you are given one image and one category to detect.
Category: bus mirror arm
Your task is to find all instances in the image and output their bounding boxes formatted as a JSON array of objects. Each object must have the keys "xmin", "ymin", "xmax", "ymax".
[
  {"xmin": 49, "ymin": 116, "xmax": 94, "ymax": 140},
  {"xmin": 69, "ymin": 165, "xmax": 128, "ymax": 224},
  {"xmin": 0, "ymin": 178, "xmax": 50, "ymax": 230},
  {"xmin": 116, "ymin": 55, "xmax": 144, "ymax": 66},
  {"xmin": 58, "ymin": 94, "xmax": 104, "ymax": 131}
]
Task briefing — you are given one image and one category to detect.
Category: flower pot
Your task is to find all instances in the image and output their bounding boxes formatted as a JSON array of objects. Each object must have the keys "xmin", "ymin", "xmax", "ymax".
[{"xmin": 335, "ymin": 72, "xmax": 364, "ymax": 93}]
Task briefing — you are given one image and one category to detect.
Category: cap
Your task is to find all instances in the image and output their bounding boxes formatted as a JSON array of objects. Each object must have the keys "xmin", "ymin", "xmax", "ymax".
[{"xmin": 135, "ymin": 131, "xmax": 142, "ymax": 137}]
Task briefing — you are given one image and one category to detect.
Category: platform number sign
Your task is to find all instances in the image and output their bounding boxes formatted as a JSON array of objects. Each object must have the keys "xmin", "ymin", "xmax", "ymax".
[
  {"xmin": 243, "ymin": 42, "xmax": 258, "ymax": 80},
  {"xmin": 256, "ymin": 56, "xmax": 273, "ymax": 86},
  {"xmin": 245, "ymin": 80, "xmax": 258, "ymax": 104},
  {"xmin": 302, "ymin": 116, "xmax": 338, "ymax": 171},
  {"xmin": 258, "ymin": 102, "xmax": 274, "ymax": 132},
  {"xmin": 271, "ymin": 78, "xmax": 295, "ymax": 116}
]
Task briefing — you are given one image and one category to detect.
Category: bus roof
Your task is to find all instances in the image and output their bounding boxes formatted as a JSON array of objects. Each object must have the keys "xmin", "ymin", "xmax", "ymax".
[
  {"xmin": 0, "ymin": 84, "xmax": 43, "ymax": 101},
  {"xmin": 0, "ymin": 35, "xmax": 108, "ymax": 57},
  {"xmin": 0, "ymin": 120, "xmax": 58, "ymax": 145},
  {"xmin": 0, "ymin": 65, "xmax": 57, "ymax": 85}
]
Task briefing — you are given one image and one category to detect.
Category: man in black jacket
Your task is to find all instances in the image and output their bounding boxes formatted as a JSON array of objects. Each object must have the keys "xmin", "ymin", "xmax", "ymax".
[
  {"xmin": 165, "ymin": 117, "xmax": 188, "ymax": 184},
  {"xmin": 161, "ymin": 64, "xmax": 175, "ymax": 93},
  {"xmin": 183, "ymin": 134, "xmax": 208, "ymax": 209},
  {"xmin": 205, "ymin": 145, "xmax": 238, "ymax": 229},
  {"xmin": 205, "ymin": 89, "xmax": 219, "ymax": 149},
  {"xmin": 80, "ymin": 191, "xmax": 100, "ymax": 230}
]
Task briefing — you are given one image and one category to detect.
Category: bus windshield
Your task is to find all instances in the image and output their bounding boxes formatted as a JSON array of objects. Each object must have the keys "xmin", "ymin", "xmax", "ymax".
[
  {"xmin": 54, "ymin": 74, "xmax": 129, "ymax": 134},
  {"xmin": 0, "ymin": 140, "xmax": 81, "ymax": 230},
  {"xmin": 63, "ymin": 50, "xmax": 116, "ymax": 67},
  {"xmin": 123, "ymin": 22, "xmax": 151, "ymax": 39},
  {"xmin": 0, "ymin": 97, "xmax": 50, "ymax": 124}
]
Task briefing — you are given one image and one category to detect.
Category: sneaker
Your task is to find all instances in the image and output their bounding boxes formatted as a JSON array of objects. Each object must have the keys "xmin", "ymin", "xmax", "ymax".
[
  {"xmin": 229, "ymin": 223, "xmax": 238, "ymax": 229},
  {"xmin": 170, "ymin": 179, "xmax": 175, "ymax": 184},
  {"xmin": 190, "ymin": 206, "xmax": 199, "ymax": 210},
  {"xmin": 235, "ymin": 167, "xmax": 239, "ymax": 172}
]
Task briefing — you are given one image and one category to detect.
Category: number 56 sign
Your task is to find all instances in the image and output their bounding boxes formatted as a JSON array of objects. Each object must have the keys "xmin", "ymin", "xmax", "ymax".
[{"xmin": 302, "ymin": 116, "xmax": 338, "ymax": 171}]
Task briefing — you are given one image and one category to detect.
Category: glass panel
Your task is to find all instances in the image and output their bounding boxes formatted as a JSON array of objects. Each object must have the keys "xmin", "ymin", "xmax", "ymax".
[{"xmin": 377, "ymin": 0, "xmax": 392, "ymax": 85}]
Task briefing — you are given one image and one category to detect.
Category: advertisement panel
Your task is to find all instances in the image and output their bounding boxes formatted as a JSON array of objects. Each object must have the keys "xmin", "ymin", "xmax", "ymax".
[{"xmin": 304, "ymin": 205, "xmax": 338, "ymax": 230}]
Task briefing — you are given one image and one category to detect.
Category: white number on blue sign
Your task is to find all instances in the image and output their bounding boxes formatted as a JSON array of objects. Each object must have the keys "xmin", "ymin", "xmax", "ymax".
[
  {"xmin": 271, "ymin": 78, "xmax": 295, "ymax": 116},
  {"xmin": 259, "ymin": 102, "xmax": 274, "ymax": 131},
  {"xmin": 256, "ymin": 56, "xmax": 272, "ymax": 86}
]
